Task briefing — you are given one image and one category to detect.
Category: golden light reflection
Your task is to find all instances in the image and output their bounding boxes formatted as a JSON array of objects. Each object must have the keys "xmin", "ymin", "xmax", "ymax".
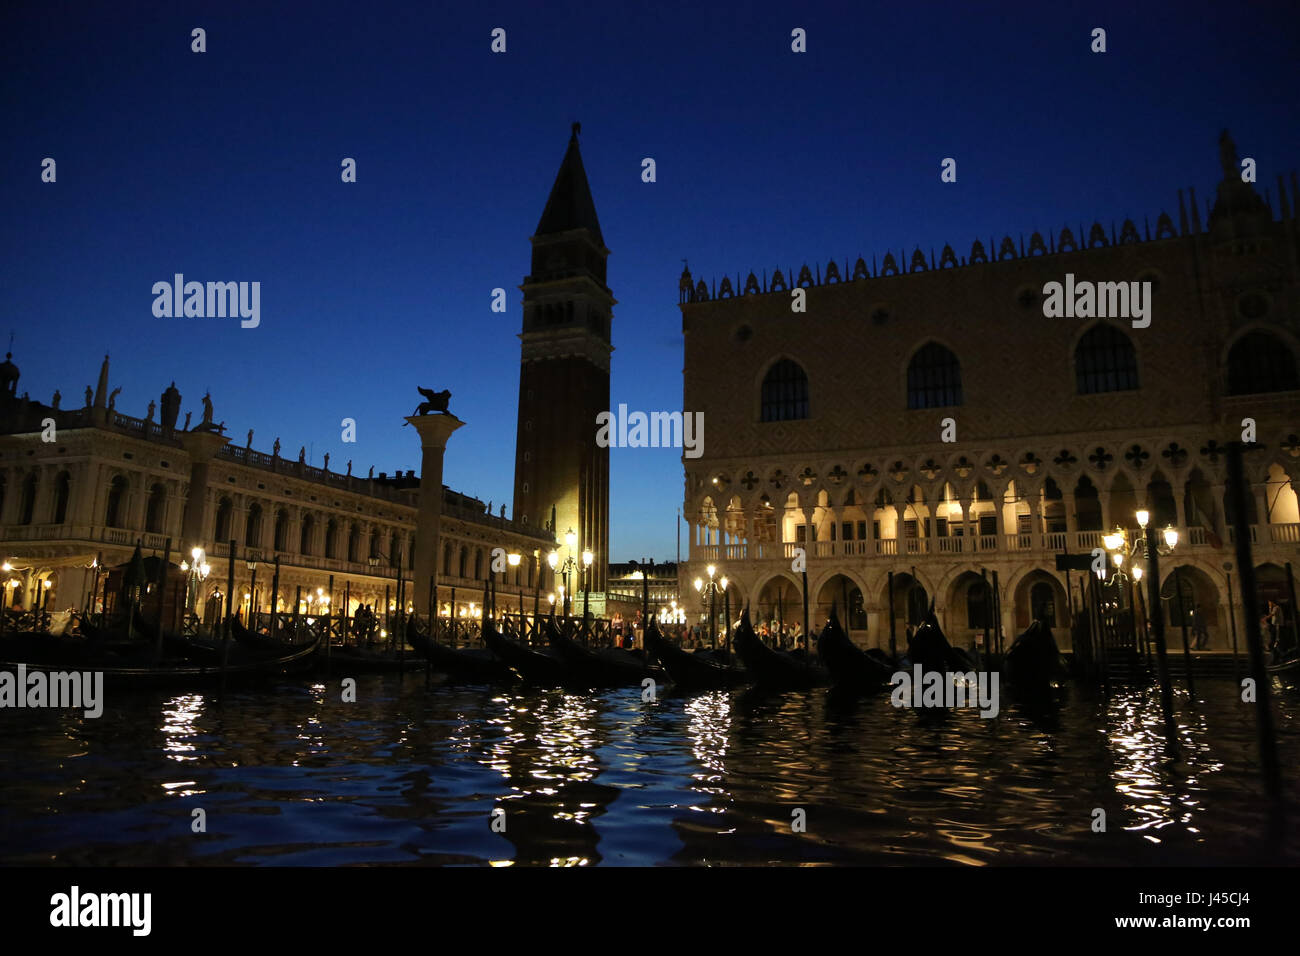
[
  {"xmin": 478, "ymin": 691, "xmax": 602, "ymax": 840},
  {"xmin": 684, "ymin": 691, "xmax": 732, "ymax": 820},
  {"xmin": 159, "ymin": 694, "xmax": 205, "ymax": 763},
  {"xmin": 1106, "ymin": 686, "xmax": 1223, "ymax": 837}
]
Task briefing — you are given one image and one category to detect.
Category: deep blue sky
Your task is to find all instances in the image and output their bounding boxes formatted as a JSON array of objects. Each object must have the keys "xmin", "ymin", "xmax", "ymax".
[{"xmin": 4, "ymin": 1, "xmax": 1298, "ymax": 562}]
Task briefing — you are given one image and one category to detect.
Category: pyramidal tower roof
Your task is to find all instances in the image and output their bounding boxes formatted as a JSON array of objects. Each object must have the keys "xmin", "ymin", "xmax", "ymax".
[{"xmin": 535, "ymin": 122, "xmax": 604, "ymax": 246}]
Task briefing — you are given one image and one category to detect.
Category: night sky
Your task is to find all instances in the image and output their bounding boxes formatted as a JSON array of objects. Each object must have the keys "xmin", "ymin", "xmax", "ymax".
[{"xmin": 4, "ymin": 0, "xmax": 1298, "ymax": 562}]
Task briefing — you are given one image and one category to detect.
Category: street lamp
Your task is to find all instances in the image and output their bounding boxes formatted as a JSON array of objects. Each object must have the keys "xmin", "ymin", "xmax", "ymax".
[
  {"xmin": 693, "ymin": 564, "xmax": 725, "ymax": 651},
  {"xmin": 181, "ymin": 546, "xmax": 210, "ymax": 632},
  {"xmin": 549, "ymin": 528, "xmax": 581, "ymax": 619},
  {"xmin": 1104, "ymin": 510, "xmax": 1182, "ymax": 731}
]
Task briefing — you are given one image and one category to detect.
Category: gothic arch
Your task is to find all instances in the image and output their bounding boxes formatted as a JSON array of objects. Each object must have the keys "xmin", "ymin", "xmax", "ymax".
[
  {"xmin": 1071, "ymin": 321, "xmax": 1141, "ymax": 394},
  {"xmin": 1222, "ymin": 325, "xmax": 1300, "ymax": 395},
  {"xmin": 903, "ymin": 339, "xmax": 963, "ymax": 409},
  {"xmin": 756, "ymin": 355, "xmax": 812, "ymax": 422}
]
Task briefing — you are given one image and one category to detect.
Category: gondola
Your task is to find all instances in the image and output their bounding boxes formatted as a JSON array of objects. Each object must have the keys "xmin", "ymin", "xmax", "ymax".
[
  {"xmin": 546, "ymin": 617, "xmax": 666, "ymax": 688},
  {"xmin": 644, "ymin": 618, "xmax": 746, "ymax": 690},
  {"xmin": 1267, "ymin": 653, "xmax": 1300, "ymax": 675},
  {"xmin": 815, "ymin": 606, "xmax": 893, "ymax": 693},
  {"xmin": 906, "ymin": 602, "xmax": 976, "ymax": 674},
  {"xmin": 74, "ymin": 612, "xmax": 225, "ymax": 665},
  {"xmin": 230, "ymin": 616, "xmax": 316, "ymax": 656},
  {"xmin": 0, "ymin": 634, "xmax": 320, "ymax": 689},
  {"xmin": 1003, "ymin": 620, "xmax": 1068, "ymax": 700},
  {"xmin": 404, "ymin": 614, "xmax": 514, "ymax": 682},
  {"xmin": 480, "ymin": 617, "xmax": 568, "ymax": 685},
  {"xmin": 731, "ymin": 606, "xmax": 829, "ymax": 691}
]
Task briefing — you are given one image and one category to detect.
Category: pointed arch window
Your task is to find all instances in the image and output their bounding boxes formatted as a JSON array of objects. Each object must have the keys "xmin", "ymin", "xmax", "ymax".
[
  {"xmin": 760, "ymin": 359, "xmax": 809, "ymax": 422},
  {"xmin": 1227, "ymin": 330, "xmax": 1299, "ymax": 395},
  {"xmin": 1076, "ymin": 323, "xmax": 1139, "ymax": 394},
  {"xmin": 907, "ymin": 343, "xmax": 963, "ymax": 409}
]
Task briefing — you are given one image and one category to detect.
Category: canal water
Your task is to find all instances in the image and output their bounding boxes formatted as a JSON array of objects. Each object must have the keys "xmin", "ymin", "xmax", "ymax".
[{"xmin": 2, "ymin": 675, "xmax": 1298, "ymax": 865}]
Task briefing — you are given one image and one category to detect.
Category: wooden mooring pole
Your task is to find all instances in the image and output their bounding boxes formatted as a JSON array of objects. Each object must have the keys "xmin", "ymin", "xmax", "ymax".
[{"xmin": 1226, "ymin": 442, "xmax": 1280, "ymax": 799}]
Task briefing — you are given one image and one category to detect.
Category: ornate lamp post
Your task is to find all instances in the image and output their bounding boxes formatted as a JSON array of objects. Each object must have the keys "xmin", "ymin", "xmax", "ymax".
[
  {"xmin": 180, "ymin": 546, "xmax": 211, "ymax": 634},
  {"xmin": 548, "ymin": 528, "xmax": 580, "ymax": 619},
  {"xmin": 1103, "ymin": 511, "xmax": 1180, "ymax": 731},
  {"xmin": 693, "ymin": 564, "xmax": 726, "ymax": 651}
]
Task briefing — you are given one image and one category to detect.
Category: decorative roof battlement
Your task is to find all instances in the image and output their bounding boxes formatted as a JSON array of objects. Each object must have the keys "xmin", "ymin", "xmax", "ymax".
[{"xmin": 678, "ymin": 133, "xmax": 1298, "ymax": 306}]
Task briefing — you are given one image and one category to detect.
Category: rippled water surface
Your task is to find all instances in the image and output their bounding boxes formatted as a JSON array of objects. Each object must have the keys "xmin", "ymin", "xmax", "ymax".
[{"xmin": 2, "ymin": 675, "xmax": 1298, "ymax": 865}]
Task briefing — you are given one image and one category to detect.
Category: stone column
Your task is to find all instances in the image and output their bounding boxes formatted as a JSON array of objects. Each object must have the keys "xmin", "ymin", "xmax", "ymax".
[
  {"xmin": 1027, "ymin": 491, "xmax": 1041, "ymax": 544},
  {"xmin": 406, "ymin": 412, "xmax": 465, "ymax": 617},
  {"xmin": 178, "ymin": 431, "xmax": 230, "ymax": 551},
  {"xmin": 1253, "ymin": 484, "xmax": 1271, "ymax": 543},
  {"xmin": 1062, "ymin": 490, "xmax": 1077, "ymax": 533}
]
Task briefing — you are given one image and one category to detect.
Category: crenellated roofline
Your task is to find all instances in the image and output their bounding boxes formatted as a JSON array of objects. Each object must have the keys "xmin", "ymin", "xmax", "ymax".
[{"xmin": 678, "ymin": 136, "xmax": 1300, "ymax": 307}]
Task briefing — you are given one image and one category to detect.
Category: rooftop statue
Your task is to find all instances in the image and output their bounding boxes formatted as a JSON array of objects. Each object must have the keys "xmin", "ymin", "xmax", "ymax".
[{"xmin": 160, "ymin": 381, "xmax": 181, "ymax": 431}]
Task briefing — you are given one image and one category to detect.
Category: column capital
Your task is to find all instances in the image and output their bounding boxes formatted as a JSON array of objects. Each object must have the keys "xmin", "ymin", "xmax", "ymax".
[
  {"xmin": 178, "ymin": 430, "xmax": 231, "ymax": 462},
  {"xmin": 404, "ymin": 412, "xmax": 466, "ymax": 450}
]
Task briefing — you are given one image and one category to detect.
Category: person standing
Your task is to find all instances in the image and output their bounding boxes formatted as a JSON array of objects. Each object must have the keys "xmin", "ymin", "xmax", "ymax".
[{"xmin": 1191, "ymin": 603, "xmax": 1209, "ymax": 650}]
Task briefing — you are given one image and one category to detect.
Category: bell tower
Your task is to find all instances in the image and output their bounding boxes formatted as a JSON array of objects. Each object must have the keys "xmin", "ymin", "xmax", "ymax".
[{"xmin": 512, "ymin": 123, "xmax": 612, "ymax": 595}]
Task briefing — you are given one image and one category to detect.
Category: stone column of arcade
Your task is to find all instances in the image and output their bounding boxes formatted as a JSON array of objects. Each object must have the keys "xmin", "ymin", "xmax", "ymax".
[{"xmin": 406, "ymin": 411, "xmax": 465, "ymax": 619}]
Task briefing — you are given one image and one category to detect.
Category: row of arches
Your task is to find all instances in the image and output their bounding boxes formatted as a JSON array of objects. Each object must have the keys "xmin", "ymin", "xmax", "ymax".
[
  {"xmin": 725, "ymin": 561, "xmax": 1292, "ymax": 650},
  {"xmin": 758, "ymin": 326, "xmax": 1298, "ymax": 420},
  {"xmin": 692, "ymin": 458, "xmax": 1300, "ymax": 547}
]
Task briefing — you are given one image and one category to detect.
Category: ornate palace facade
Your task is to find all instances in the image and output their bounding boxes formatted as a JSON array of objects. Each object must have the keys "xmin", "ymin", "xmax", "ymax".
[{"xmin": 678, "ymin": 132, "xmax": 1300, "ymax": 649}]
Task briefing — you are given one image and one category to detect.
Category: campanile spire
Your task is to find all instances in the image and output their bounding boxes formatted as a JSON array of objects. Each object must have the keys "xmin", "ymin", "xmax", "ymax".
[{"xmin": 512, "ymin": 125, "xmax": 613, "ymax": 598}]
